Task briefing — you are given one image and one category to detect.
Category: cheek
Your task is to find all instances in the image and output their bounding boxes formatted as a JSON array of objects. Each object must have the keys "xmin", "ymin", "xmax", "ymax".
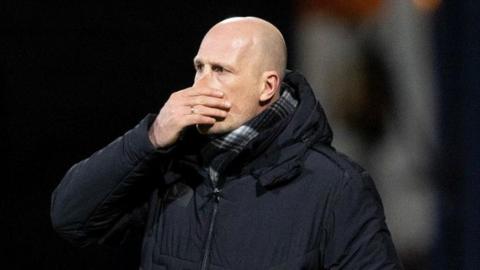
[
  {"xmin": 227, "ymin": 94, "xmax": 259, "ymax": 121},
  {"xmin": 221, "ymin": 79, "xmax": 260, "ymax": 116}
]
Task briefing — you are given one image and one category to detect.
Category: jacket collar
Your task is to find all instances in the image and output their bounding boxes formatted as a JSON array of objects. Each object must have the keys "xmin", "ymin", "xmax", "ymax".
[{"xmin": 246, "ymin": 70, "xmax": 333, "ymax": 189}]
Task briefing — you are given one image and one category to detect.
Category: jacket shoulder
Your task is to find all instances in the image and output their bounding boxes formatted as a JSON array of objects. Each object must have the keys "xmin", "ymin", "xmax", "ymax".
[
  {"xmin": 305, "ymin": 142, "xmax": 385, "ymax": 212},
  {"xmin": 304, "ymin": 143, "xmax": 374, "ymax": 191},
  {"xmin": 309, "ymin": 143, "xmax": 367, "ymax": 176}
]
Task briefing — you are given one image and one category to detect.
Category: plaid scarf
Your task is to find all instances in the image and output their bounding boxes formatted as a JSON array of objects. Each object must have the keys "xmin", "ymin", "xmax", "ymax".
[{"xmin": 201, "ymin": 83, "xmax": 298, "ymax": 186}]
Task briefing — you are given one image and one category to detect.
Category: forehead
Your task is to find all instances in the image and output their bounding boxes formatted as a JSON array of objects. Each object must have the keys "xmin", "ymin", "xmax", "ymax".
[{"xmin": 195, "ymin": 28, "xmax": 254, "ymax": 65}]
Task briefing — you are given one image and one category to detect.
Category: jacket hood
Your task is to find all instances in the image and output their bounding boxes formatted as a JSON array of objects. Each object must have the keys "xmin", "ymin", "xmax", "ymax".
[
  {"xmin": 280, "ymin": 70, "xmax": 333, "ymax": 146},
  {"xmin": 241, "ymin": 70, "xmax": 334, "ymax": 188}
]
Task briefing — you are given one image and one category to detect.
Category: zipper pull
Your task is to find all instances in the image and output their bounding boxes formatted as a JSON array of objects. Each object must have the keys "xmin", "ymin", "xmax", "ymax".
[{"xmin": 212, "ymin": 187, "xmax": 222, "ymax": 203}]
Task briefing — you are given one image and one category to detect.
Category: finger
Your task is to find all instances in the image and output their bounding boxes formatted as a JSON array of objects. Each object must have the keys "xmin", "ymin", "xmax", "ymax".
[
  {"xmin": 187, "ymin": 96, "xmax": 231, "ymax": 109},
  {"xmin": 180, "ymin": 114, "xmax": 216, "ymax": 126},
  {"xmin": 191, "ymin": 105, "xmax": 228, "ymax": 119},
  {"xmin": 182, "ymin": 105, "xmax": 195, "ymax": 116},
  {"xmin": 182, "ymin": 87, "xmax": 224, "ymax": 98}
]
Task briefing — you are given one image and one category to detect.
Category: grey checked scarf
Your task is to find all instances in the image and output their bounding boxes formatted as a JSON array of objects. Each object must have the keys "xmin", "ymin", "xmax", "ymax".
[{"xmin": 201, "ymin": 83, "xmax": 298, "ymax": 186}]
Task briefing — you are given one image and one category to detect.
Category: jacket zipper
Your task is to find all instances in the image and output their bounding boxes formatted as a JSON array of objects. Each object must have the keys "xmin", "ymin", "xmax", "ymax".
[{"xmin": 200, "ymin": 187, "xmax": 221, "ymax": 270}]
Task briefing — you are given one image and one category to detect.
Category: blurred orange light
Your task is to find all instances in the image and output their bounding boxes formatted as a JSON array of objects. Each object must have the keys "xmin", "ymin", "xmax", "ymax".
[
  {"xmin": 297, "ymin": 0, "xmax": 384, "ymax": 22},
  {"xmin": 412, "ymin": 0, "xmax": 442, "ymax": 13}
]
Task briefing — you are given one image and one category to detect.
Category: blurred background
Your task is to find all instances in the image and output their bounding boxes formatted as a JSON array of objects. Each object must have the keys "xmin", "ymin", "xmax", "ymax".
[{"xmin": 1, "ymin": 1, "xmax": 479, "ymax": 269}]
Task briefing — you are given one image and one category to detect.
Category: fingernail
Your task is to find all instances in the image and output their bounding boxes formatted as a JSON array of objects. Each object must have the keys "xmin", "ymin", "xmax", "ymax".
[
  {"xmin": 217, "ymin": 91, "xmax": 224, "ymax": 97},
  {"xmin": 225, "ymin": 101, "xmax": 231, "ymax": 107}
]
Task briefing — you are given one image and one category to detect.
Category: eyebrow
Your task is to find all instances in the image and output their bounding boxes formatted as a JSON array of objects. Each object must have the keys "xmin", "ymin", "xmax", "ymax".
[{"xmin": 193, "ymin": 58, "xmax": 236, "ymax": 72}]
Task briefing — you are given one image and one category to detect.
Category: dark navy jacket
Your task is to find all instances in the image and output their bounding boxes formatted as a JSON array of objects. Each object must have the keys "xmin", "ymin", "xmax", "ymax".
[{"xmin": 51, "ymin": 71, "xmax": 402, "ymax": 269}]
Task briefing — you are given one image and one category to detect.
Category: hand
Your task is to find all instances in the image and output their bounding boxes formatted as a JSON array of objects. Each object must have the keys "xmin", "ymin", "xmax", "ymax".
[{"xmin": 148, "ymin": 86, "xmax": 231, "ymax": 148}]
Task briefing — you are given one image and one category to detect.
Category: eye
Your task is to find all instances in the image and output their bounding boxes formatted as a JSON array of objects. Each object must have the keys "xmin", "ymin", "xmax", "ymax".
[
  {"xmin": 194, "ymin": 63, "xmax": 204, "ymax": 72},
  {"xmin": 212, "ymin": 65, "xmax": 225, "ymax": 73}
]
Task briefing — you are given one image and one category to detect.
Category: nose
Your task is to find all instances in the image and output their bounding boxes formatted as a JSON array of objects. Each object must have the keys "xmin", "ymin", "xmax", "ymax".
[
  {"xmin": 194, "ymin": 69, "xmax": 218, "ymax": 89},
  {"xmin": 194, "ymin": 69, "xmax": 210, "ymax": 86}
]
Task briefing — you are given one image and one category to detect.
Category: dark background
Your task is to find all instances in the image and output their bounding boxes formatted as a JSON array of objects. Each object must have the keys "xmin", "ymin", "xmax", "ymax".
[
  {"xmin": 1, "ymin": 2, "xmax": 293, "ymax": 269},
  {"xmin": 2, "ymin": 1, "xmax": 480, "ymax": 270}
]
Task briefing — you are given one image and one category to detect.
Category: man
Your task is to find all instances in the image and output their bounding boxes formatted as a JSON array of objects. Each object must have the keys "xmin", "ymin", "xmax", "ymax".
[{"xmin": 51, "ymin": 17, "xmax": 402, "ymax": 269}]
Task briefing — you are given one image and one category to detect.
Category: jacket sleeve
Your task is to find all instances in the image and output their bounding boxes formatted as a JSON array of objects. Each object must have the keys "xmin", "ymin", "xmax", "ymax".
[
  {"xmin": 323, "ymin": 168, "xmax": 403, "ymax": 269},
  {"xmin": 50, "ymin": 114, "xmax": 171, "ymax": 246}
]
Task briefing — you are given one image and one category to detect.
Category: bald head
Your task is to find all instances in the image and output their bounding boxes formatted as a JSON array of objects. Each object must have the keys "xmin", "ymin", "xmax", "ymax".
[{"xmin": 204, "ymin": 17, "xmax": 287, "ymax": 81}]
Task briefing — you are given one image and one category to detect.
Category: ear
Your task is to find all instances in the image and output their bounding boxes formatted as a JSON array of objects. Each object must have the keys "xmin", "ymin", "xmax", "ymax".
[{"xmin": 259, "ymin": 71, "xmax": 280, "ymax": 103}]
